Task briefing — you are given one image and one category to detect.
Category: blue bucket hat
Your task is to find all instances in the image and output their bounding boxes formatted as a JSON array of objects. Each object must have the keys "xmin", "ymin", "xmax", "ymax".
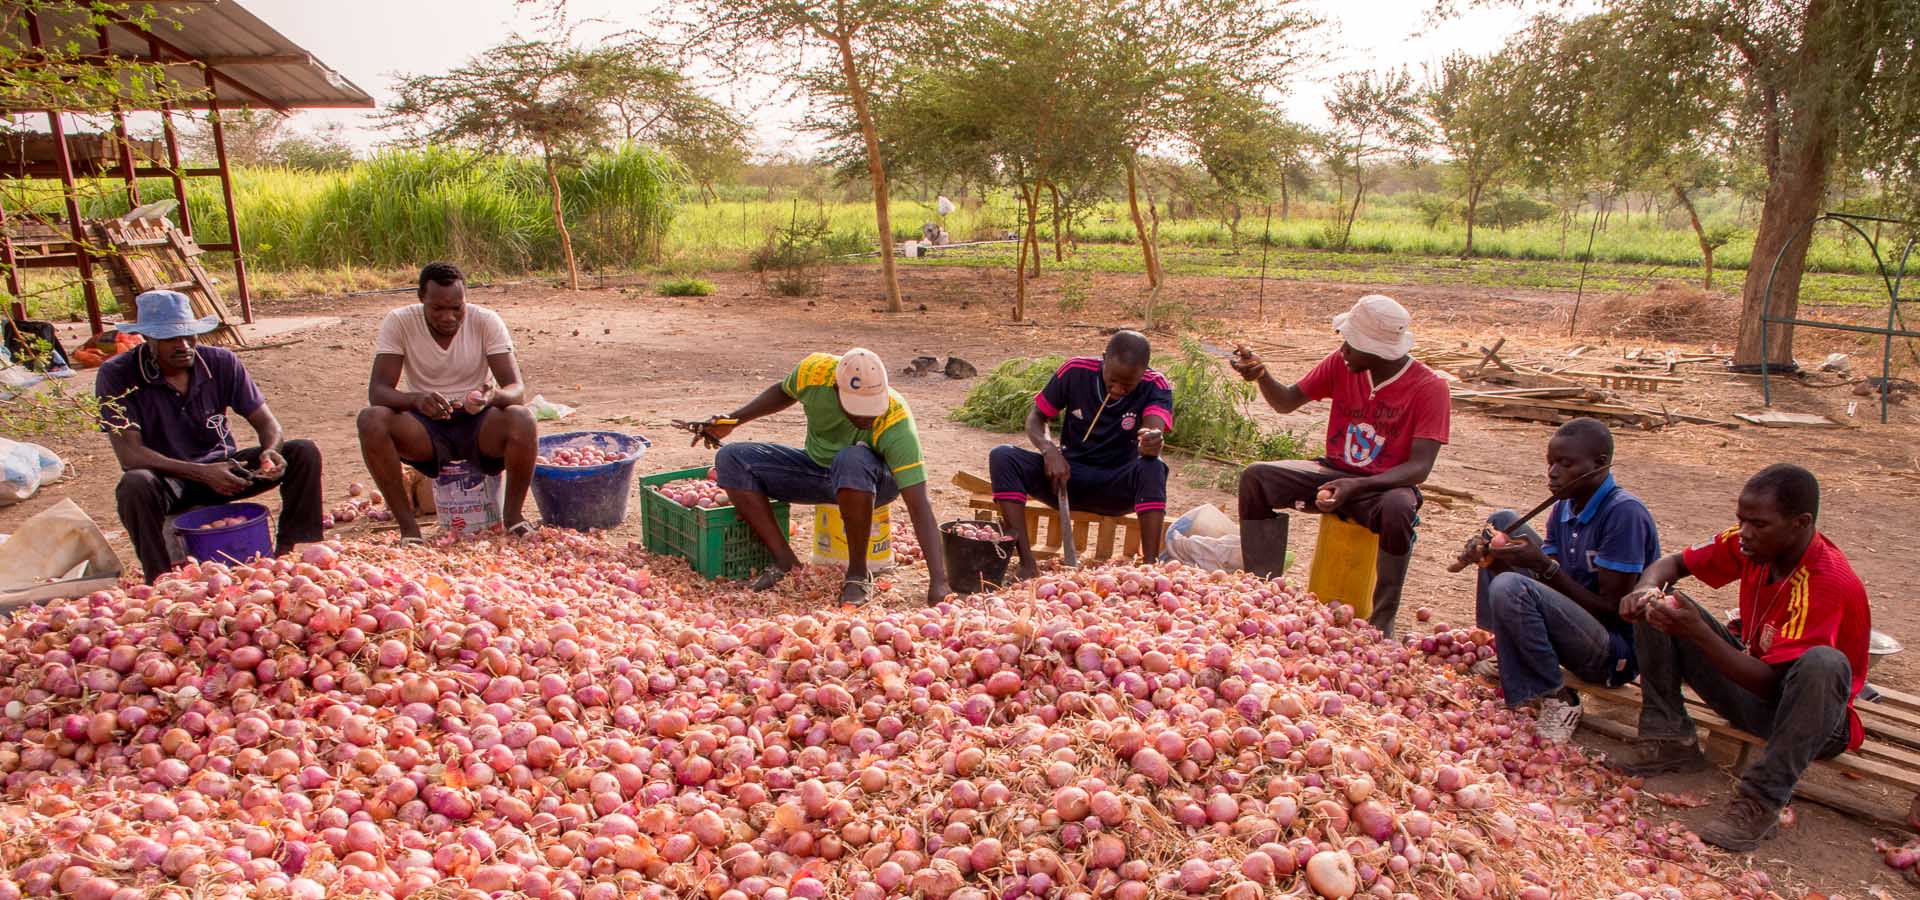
[{"xmin": 117, "ymin": 290, "xmax": 220, "ymax": 339}]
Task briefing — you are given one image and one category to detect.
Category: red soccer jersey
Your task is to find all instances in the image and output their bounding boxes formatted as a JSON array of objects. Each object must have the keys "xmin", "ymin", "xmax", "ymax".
[
  {"xmin": 1682, "ymin": 527, "xmax": 1871, "ymax": 750},
  {"xmin": 1295, "ymin": 352, "xmax": 1451, "ymax": 476}
]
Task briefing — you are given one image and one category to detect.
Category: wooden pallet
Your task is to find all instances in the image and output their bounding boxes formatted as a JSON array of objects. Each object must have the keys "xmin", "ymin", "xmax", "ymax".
[
  {"xmin": 952, "ymin": 471, "xmax": 1142, "ymax": 561},
  {"xmin": 1568, "ymin": 675, "xmax": 1920, "ymax": 829},
  {"xmin": 90, "ymin": 217, "xmax": 243, "ymax": 346}
]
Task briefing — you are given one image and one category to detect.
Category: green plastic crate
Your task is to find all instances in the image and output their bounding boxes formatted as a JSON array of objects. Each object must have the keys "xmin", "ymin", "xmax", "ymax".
[{"xmin": 637, "ymin": 465, "xmax": 789, "ymax": 581}]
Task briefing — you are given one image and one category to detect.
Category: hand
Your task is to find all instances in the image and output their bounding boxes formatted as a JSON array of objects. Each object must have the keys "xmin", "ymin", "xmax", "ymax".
[
  {"xmin": 1454, "ymin": 531, "xmax": 1490, "ymax": 570},
  {"xmin": 252, "ymin": 448, "xmax": 286, "ymax": 481},
  {"xmin": 463, "ymin": 387, "xmax": 493, "ymax": 414},
  {"xmin": 1042, "ymin": 445, "xmax": 1071, "ymax": 492},
  {"xmin": 1644, "ymin": 592, "xmax": 1708, "ymax": 640},
  {"xmin": 1315, "ymin": 478, "xmax": 1363, "ymax": 512},
  {"xmin": 1619, "ymin": 586, "xmax": 1664, "ymax": 622},
  {"xmin": 690, "ymin": 416, "xmax": 737, "ymax": 448},
  {"xmin": 198, "ymin": 461, "xmax": 251, "ymax": 496},
  {"xmin": 413, "ymin": 392, "xmax": 454, "ymax": 420},
  {"xmin": 927, "ymin": 580, "xmax": 954, "ymax": 606},
  {"xmin": 1137, "ymin": 427, "xmax": 1164, "ymax": 458},
  {"xmin": 1485, "ymin": 533, "xmax": 1552, "ymax": 574},
  {"xmin": 1229, "ymin": 346, "xmax": 1267, "ymax": 382}
]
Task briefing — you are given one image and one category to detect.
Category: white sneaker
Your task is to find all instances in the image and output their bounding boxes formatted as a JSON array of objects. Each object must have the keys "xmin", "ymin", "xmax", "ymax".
[
  {"xmin": 1468, "ymin": 657, "xmax": 1500, "ymax": 681},
  {"xmin": 1534, "ymin": 697, "xmax": 1581, "ymax": 743}
]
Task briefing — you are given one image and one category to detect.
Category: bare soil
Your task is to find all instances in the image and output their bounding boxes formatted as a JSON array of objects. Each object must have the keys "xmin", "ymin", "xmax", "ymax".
[{"xmin": 9, "ymin": 261, "xmax": 1920, "ymax": 897}]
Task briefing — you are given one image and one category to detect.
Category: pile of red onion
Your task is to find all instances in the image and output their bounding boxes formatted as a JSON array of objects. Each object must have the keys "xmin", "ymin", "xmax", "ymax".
[
  {"xmin": 537, "ymin": 447, "xmax": 626, "ymax": 468},
  {"xmin": 653, "ymin": 478, "xmax": 730, "ymax": 509},
  {"xmin": 946, "ymin": 523, "xmax": 1008, "ymax": 543},
  {"xmin": 1876, "ymin": 837, "xmax": 1920, "ymax": 886},
  {"xmin": 324, "ymin": 483, "xmax": 390, "ymax": 529},
  {"xmin": 0, "ymin": 532, "xmax": 1784, "ymax": 899}
]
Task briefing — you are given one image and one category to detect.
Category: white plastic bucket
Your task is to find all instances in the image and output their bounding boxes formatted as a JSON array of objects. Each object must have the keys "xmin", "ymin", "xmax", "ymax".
[{"xmin": 433, "ymin": 461, "xmax": 505, "ymax": 539}]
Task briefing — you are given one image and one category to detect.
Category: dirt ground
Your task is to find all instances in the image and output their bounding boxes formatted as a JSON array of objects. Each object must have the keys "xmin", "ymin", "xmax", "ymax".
[{"xmin": 9, "ymin": 262, "xmax": 1920, "ymax": 897}]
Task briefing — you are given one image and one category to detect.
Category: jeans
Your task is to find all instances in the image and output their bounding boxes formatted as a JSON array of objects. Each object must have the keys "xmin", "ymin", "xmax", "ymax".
[
  {"xmin": 714, "ymin": 442, "xmax": 900, "ymax": 505},
  {"xmin": 1635, "ymin": 596, "xmax": 1854, "ymax": 808},
  {"xmin": 116, "ymin": 440, "xmax": 325, "ymax": 584},
  {"xmin": 987, "ymin": 444, "xmax": 1169, "ymax": 516}
]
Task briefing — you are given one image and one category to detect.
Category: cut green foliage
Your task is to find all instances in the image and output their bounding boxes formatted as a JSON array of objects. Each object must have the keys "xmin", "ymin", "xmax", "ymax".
[
  {"xmin": 951, "ymin": 341, "xmax": 1307, "ymax": 464},
  {"xmin": 657, "ymin": 276, "xmax": 716, "ymax": 297}
]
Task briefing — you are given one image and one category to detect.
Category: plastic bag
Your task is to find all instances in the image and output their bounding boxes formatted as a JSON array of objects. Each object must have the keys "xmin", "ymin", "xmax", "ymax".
[
  {"xmin": 529, "ymin": 395, "xmax": 575, "ymax": 422},
  {"xmin": 0, "ymin": 438, "xmax": 64, "ymax": 506},
  {"xmin": 1160, "ymin": 503, "xmax": 1243, "ymax": 572}
]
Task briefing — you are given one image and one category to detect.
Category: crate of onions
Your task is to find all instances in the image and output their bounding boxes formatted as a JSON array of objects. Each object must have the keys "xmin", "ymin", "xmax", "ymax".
[{"xmin": 637, "ymin": 464, "xmax": 789, "ymax": 580}]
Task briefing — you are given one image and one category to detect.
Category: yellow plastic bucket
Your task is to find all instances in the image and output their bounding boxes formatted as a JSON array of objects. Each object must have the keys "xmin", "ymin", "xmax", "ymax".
[
  {"xmin": 812, "ymin": 504, "xmax": 895, "ymax": 570},
  {"xmin": 1307, "ymin": 514, "xmax": 1378, "ymax": 618}
]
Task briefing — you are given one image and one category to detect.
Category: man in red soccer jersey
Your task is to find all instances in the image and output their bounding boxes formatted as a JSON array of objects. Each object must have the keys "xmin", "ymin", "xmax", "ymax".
[
  {"xmin": 1616, "ymin": 464, "xmax": 1870, "ymax": 852},
  {"xmin": 1231, "ymin": 294, "xmax": 1451, "ymax": 636}
]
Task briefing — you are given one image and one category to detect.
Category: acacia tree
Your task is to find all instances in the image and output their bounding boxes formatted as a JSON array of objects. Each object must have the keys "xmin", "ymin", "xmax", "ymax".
[
  {"xmin": 1424, "ymin": 53, "xmax": 1524, "ymax": 256},
  {"xmin": 385, "ymin": 39, "xmax": 727, "ymax": 290},
  {"xmin": 1324, "ymin": 69, "xmax": 1427, "ymax": 250},
  {"xmin": 1185, "ymin": 89, "xmax": 1307, "ymax": 249}
]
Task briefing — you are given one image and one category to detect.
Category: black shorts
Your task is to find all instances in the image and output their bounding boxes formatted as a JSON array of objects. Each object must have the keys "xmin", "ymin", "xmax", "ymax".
[{"xmin": 404, "ymin": 410, "xmax": 507, "ymax": 478}]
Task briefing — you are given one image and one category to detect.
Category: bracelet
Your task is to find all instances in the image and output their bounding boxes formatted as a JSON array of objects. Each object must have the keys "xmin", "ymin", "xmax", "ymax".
[{"xmin": 1539, "ymin": 558, "xmax": 1561, "ymax": 581}]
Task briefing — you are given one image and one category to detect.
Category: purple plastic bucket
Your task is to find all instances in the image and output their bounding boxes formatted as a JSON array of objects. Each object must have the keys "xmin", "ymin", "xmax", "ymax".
[{"xmin": 173, "ymin": 502, "xmax": 272, "ymax": 565}]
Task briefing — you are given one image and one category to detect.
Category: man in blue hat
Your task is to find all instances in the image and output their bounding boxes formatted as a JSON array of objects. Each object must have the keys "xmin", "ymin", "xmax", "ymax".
[{"xmin": 95, "ymin": 290, "xmax": 324, "ymax": 583}]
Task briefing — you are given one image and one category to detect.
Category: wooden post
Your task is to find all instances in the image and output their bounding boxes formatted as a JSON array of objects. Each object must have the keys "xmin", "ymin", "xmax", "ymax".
[
  {"xmin": 203, "ymin": 69, "xmax": 252, "ymax": 323},
  {"xmin": 0, "ymin": 192, "xmax": 22, "ymax": 319},
  {"xmin": 32, "ymin": 12, "xmax": 103, "ymax": 335},
  {"xmin": 152, "ymin": 38, "xmax": 193, "ymax": 237},
  {"xmin": 99, "ymin": 26, "xmax": 140, "ymax": 207}
]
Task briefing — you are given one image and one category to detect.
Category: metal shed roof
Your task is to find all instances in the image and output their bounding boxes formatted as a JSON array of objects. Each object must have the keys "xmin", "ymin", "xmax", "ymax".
[{"xmin": 5, "ymin": 0, "xmax": 374, "ymax": 112}]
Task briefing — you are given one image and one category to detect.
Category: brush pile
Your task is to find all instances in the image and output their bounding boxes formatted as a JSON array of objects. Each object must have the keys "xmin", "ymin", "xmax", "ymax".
[{"xmin": 0, "ymin": 532, "xmax": 1784, "ymax": 899}]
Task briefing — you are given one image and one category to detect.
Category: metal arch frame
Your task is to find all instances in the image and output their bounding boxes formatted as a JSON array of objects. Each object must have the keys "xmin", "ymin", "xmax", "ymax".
[{"xmin": 1759, "ymin": 211, "xmax": 1919, "ymax": 424}]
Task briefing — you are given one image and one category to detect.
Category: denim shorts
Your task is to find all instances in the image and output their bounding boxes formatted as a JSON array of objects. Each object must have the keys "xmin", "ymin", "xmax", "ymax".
[{"xmin": 713, "ymin": 442, "xmax": 900, "ymax": 504}]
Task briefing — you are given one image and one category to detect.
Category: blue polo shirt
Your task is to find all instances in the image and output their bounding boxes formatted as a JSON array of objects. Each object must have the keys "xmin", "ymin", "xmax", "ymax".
[
  {"xmin": 1542, "ymin": 476, "xmax": 1660, "ymax": 683},
  {"xmin": 95, "ymin": 344, "xmax": 265, "ymax": 464},
  {"xmin": 1034, "ymin": 357, "xmax": 1174, "ymax": 470}
]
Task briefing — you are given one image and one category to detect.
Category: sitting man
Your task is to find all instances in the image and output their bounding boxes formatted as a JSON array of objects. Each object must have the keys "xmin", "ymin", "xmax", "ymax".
[
  {"xmin": 989, "ymin": 331, "xmax": 1172, "ymax": 579},
  {"xmin": 356, "ymin": 261, "xmax": 538, "ymax": 542},
  {"xmin": 1455, "ymin": 418, "xmax": 1659, "ymax": 742},
  {"xmin": 695, "ymin": 348, "xmax": 951, "ymax": 606},
  {"xmin": 1617, "ymin": 463, "xmax": 1869, "ymax": 852},
  {"xmin": 96, "ymin": 290, "xmax": 323, "ymax": 583},
  {"xmin": 1232, "ymin": 294, "xmax": 1450, "ymax": 636}
]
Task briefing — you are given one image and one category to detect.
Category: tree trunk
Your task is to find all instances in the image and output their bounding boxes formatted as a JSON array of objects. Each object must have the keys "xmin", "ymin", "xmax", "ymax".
[
  {"xmin": 1048, "ymin": 181, "xmax": 1063, "ymax": 262},
  {"xmin": 1279, "ymin": 178, "xmax": 1290, "ymax": 221},
  {"xmin": 543, "ymin": 149, "xmax": 580, "ymax": 291},
  {"xmin": 1025, "ymin": 182, "xmax": 1042, "ymax": 278},
  {"xmin": 1463, "ymin": 181, "xmax": 1482, "ymax": 257},
  {"xmin": 1341, "ymin": 173, "xmax": 1366, "ymax": 250},
  {"xmin": 835, "ymin": 37, "xmax": 903, "ymax": 313},
  {"xmin": 1674, "ymin": 185, "xmax": 1714, "ymax": 289},
  {"xmin": 1014, "ymin": 183, "xmax": 1031, "ymax": 322},
  {"xmin": 1124, "ymin": 152, "xmax": 1162, "ymax": 289}
]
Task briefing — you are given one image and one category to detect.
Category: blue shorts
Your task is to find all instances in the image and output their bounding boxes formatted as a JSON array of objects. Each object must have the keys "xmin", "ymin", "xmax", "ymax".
[
  {"xmin": 714, "ymin": 442, "xmax": 900, "ymax": 505},
  {"xmin": 988, "ymin": 444, "xmax": 1168, "ymax": 517},
  {"xmin": 404, "ymin": 410, "xmax": 506, "ymax": 478}
]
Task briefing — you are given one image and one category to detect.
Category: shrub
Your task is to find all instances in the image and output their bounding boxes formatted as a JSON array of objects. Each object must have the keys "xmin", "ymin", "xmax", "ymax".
[{"xmin": 657, "ymin": 276, "xmax": 715, "ymax": 297}]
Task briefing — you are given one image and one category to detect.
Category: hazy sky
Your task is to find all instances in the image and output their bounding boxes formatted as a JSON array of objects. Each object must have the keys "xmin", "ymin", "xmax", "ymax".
[{"xmin": 244, "ymin": 0, "xmax": 1539, "ymax": 156}]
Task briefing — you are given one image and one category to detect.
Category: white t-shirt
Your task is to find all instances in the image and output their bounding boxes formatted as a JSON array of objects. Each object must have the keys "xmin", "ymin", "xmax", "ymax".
[{"xmin": 374, "ymin": 304, "xmax": 514, "ymax": 397}]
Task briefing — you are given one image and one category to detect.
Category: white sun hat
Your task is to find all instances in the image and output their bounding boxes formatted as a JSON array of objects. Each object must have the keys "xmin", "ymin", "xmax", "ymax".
[{"xmin": 1331, "ymin": 294, "xmax": 1416, "ymax": 358}]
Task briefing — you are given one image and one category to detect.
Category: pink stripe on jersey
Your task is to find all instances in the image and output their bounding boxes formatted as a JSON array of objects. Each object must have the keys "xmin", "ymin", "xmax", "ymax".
[
  {"xmin": 1143, "ymin": 405, "xmax": 1173, "ymax": 428},
  {"xmin": 1054, "ymin": 357, "xmax": 1103, "ymax": 377},
  {"xmin": 1034, "ymin": 391, "xmax": 1060, "ymax": 417},
  {"xmin": 1135, "ymin": 501, "xmax": 1167, "ymax": 512},
  {"xmin": 1140, "ymin": 368, "xmax": 1171, "ymax": 389}
]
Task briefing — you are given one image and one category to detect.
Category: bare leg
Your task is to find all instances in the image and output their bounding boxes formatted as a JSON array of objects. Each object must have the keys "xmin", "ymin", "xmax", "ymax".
[
  {"xmin": 997, "ymin": 499, "xmax": 1040, "ymax": 579},
  {"xmin": 356, "ymin": 407, "xmax": 434, "ymax": 540},
  {"xmin": 725, "ymin": 487, "xmax": 801, "ymax": 570},
  {"xmin": 1137, "ymin": 509, "xmax": 1165, "ymax": 563},
  {"xmin": 477, "ymin": 405, "xmax": 538, "ymax": 529}
]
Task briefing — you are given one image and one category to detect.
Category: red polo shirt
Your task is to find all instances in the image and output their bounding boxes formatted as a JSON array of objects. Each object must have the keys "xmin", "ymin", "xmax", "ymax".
[
  {"xmin": 1682, "ymin": 528, "xmax": 1871, "ymax": 750},
  {"xmin": 1295, "ymin": 352, "xmax": 1451, "ymax": 476}
]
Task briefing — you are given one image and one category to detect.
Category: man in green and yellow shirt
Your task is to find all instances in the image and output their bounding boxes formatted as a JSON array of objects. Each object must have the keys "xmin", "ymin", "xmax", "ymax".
[{"xmin": 698, "ymin": 348, "xmax": 951, "ymax": 605}]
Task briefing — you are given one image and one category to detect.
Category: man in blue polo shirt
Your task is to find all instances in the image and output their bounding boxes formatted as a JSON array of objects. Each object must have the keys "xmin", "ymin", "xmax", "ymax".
[
  {"xmin": 95, "ymin": 291, "xmax": 324, "ymax": 583},
  {"xmin": 989, "ymin": 331, "xmax": 1173, "ymax": 579},
  {"xmin": 1455, "ymin": 418, "xmax": 1659, "ymax": 742}
]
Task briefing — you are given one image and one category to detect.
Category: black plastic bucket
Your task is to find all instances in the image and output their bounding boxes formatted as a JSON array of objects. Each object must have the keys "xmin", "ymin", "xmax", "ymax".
[{"xmin": 942, "ymin": 520, "xmax": 1016, "ymax": 594}]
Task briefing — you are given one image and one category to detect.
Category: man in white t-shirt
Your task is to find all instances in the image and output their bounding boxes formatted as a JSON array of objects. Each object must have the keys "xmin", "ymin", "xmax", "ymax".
[{"xmin": 356, "ymin": 261, "xmax": 537, "ymax": 541}]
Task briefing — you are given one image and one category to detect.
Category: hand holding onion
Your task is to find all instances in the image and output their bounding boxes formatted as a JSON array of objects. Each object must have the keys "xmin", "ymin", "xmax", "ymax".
[{"xmin": 463, "ymin": 389, "xmax": 489, "ymax": 415}]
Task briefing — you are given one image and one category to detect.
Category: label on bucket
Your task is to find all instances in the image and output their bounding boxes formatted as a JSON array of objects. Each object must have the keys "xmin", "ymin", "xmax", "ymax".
[
  {"xmin": 812, "ymin": 505, "xmax": 894, "ymax": 570},
  {"xmin": 434, "ymin": 462, "xmax": 504, "ymax": 539}
]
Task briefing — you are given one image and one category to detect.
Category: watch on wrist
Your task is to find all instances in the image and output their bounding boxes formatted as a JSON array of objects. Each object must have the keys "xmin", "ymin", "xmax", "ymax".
[{"xmin": 1539, "ymin": 558, "xmax": 1561, "ymax": 581}]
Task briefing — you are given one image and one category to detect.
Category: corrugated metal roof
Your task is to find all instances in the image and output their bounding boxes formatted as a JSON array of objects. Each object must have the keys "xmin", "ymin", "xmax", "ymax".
[{"xmin": 4, "ymin": 0, "xmax": 374, "ymax": 111}]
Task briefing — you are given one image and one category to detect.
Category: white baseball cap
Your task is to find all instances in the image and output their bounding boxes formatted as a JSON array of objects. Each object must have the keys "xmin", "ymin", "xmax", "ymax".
[
  {"xmin": 836, "ymin": 348, "xmax": 891, "ymax": 418},
  {"xmin": 1332, "ymin": 294, "xmax": 1416, "ymax": 358}
]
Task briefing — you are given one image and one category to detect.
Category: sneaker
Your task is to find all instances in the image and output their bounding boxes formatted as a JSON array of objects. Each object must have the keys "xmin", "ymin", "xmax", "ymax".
[
  {"xmin": 1697, "ymin": 795, "xmax": 1780, "ymax": 852},
  {"xmin": 1614, "ymin": 738, "xmax": 1710, "ymax": 777},
  {"xmin": 1468, "ymin": 658, "xmax": 1501, "ymax": 682},
  {"xmin": 1534, "ymin": 696, "xmax": 1581, "ymax": 743}
]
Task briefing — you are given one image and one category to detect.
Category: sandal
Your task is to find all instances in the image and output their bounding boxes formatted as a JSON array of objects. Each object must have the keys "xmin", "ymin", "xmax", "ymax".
[
  {"xmin": 838, "ymin": 577, "xmax": 874, "ymax": 607},
  {"xmin": 748, "ymin": 565, "xmax": 791, "ymax": 592},
  {"xmin": 398, "ymin": 536, "xmax": 427, "ymax": 547},
  {"xmin": 508, "ymin": 521, "xmax": 539, "ymax": 538}
]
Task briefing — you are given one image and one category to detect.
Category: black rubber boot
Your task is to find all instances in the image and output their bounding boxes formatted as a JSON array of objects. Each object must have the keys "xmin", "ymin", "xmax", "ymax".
[
  {"xmin": 1241, "ymin": 514, "xmax": 1290, "ymax": 578},
  {"xmin": 1367, "ymin": 549, "xmax": 1412, "ymax": 638}
]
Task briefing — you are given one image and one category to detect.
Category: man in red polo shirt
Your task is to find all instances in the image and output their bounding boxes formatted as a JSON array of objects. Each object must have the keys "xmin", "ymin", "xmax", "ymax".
[
  {"xmin": 1616, "ymin": 463, "xmax": 1870, "ymax": 852},
  {"xmin": 1232, "ymin": 294, "xmax": 1451, "ymax": 636}
]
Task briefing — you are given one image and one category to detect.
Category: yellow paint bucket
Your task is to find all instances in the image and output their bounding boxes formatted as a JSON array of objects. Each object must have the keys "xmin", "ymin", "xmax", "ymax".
[
  {"xmin": 1307, "ymin": 514, "xmax": 1378, "ymax": 618},
  {"xmin": 812, "ymin": 504, "xmax": 895, "ymax": 570}
]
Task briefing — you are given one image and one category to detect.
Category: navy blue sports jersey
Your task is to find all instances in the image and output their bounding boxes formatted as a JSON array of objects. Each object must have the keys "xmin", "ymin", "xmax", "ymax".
[{"xmin": 1034, "ymin": 357, "xmax": 1174, "ymax": 470}]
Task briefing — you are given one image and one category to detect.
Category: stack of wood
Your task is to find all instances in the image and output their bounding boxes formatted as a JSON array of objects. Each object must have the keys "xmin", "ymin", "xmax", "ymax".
[
  {"xmin": 1425, "ymin": 338, "xmax": 1733, "ymax": 431},
  {"xmin": 87, "ymin": 212, "xmax": 243, "ymax": 347}
]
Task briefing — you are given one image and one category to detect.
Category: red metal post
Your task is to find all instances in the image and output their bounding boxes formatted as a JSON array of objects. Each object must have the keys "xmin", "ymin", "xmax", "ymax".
[
  {"xmin": 100, "ymin": 26, "xmax": 141, "ymax": 207},
  {"xmin": 30, "ymin": 12, "xmax": 104, "ymax": 335},
  {"xmin": 153, "ymin": 39, "xmax": 194, "ymax": 237},
  {"xmin": 204, "ymin": 69, "xmax": 251, "ymax": 323}
]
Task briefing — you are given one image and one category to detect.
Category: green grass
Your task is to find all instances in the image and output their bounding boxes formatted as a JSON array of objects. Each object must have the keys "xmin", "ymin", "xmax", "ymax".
[
  {"xmin": 952, "ymin": 342, "xmax": 1308, "ymax": 463},
  {"xmin": 657, "ymin": 275, "xmax": 716, "ymax": 297}
]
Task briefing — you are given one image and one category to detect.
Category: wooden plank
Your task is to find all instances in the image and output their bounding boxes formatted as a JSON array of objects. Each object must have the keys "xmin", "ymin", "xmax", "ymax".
[
  {"xmin": 1869, "ymin": 684, "xmax": 1920, "ymax": 715},
  {"xmin": 1734, "ymin": 411, "xmax": 1844, "ymax": 429}
]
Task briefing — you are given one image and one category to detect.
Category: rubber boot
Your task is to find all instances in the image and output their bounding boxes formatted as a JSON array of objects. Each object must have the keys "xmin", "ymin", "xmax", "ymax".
[
  {"xmin": 1367, "ymin": 548, "xmax": 1412, "ymax": 638},
  {"xmin": 1241, "ymin": 514, "xmax": 1289, "ymax": 578}
]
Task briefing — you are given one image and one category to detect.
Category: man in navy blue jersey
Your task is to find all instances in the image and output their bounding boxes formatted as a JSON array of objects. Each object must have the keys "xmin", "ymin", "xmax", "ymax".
[{"xmin": 989, "ymin": 331, "xmax": 1174, "ymax": 579}]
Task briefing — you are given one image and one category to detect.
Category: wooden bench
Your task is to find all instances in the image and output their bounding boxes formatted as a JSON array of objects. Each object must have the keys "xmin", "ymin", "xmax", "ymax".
[
  {"xmin": 952, "ymin": 471, "xmax": 1143, "ymax": 562},
  {"xmin": 1567, "ymin": 675, "xmax": 1920, "ymax": 830}
]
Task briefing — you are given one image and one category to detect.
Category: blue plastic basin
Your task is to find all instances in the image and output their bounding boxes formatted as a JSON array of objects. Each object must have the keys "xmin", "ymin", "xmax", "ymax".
[{"xmin": 532, "ymin": 431, "xmax": 651, "ymax": 530}]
